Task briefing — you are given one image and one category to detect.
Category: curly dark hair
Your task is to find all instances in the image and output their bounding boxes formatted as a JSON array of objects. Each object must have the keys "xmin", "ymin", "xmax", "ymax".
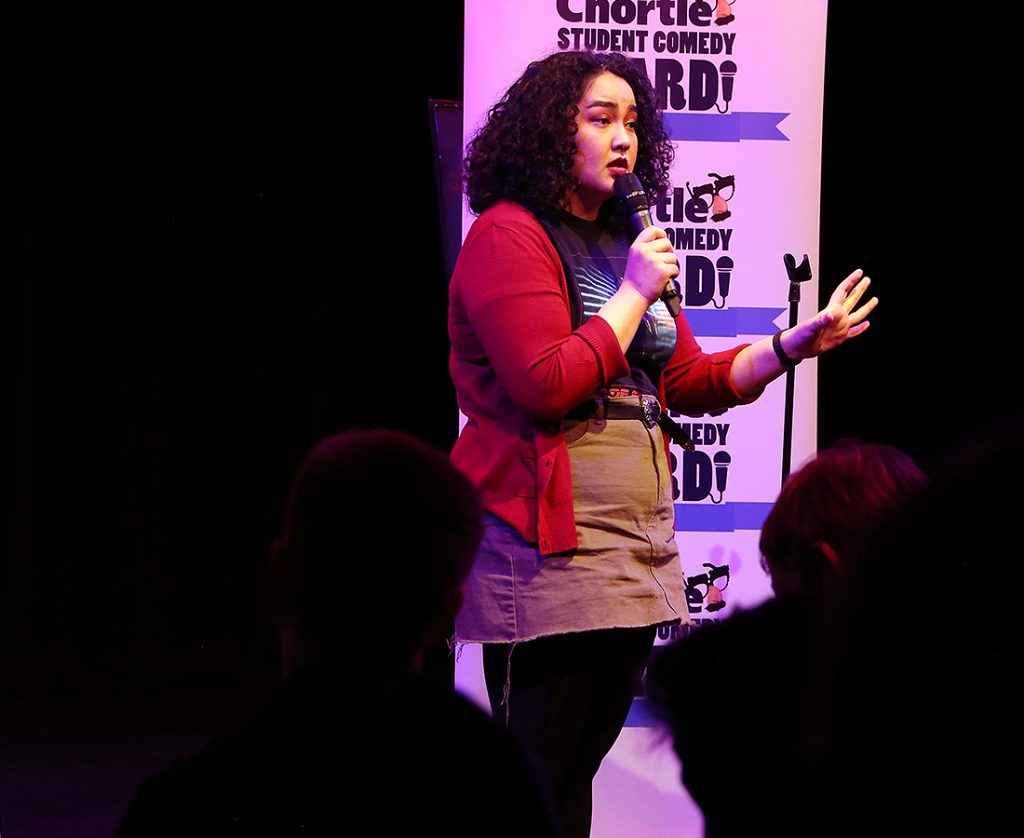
[{"xmin": 464, "ymin": 50, "xmax": 674, "ymax": 217}]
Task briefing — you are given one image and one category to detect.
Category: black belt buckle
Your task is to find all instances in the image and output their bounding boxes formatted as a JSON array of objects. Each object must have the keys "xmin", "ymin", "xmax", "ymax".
[{"xmin": 640, "ymin": 397, "xmax": 661, "ymax": 429}]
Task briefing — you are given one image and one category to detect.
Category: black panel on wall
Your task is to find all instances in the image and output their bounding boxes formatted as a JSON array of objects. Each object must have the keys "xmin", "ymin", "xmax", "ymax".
[{"xmin": 11, "ymin": 7, "xmax": 466, "ymax": 696}]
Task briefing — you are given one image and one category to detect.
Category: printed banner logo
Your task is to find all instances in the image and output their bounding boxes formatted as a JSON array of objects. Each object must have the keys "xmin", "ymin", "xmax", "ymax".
[{"xmin": 686, "ymin": 560, "xmax": 730, "ymax": 614}]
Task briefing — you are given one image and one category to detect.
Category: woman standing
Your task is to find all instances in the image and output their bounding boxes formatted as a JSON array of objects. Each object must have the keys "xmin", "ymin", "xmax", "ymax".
[{"xmin": 448, "ymin": 50, "xmax": 875, "ymax": 837}]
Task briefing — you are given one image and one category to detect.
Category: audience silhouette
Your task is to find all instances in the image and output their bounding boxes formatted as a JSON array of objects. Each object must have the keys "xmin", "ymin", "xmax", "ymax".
[
  {"xmin": 114, "ymin": 426, "xmax": 1019, "ymax": 836},
  {"xmin": 809, "ymin": 423, "xmax": 1021, "ymax": 836},
  {"xmin": 117, "ymin": 429, "xmax": 557, "ymax": 837},
  {"xmin": 647, "ymin": 440, "xmax": 926, "ymax": 837}
]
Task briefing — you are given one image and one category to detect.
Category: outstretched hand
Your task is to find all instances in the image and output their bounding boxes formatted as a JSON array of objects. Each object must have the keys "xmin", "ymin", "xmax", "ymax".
[{"xmin": 785, "ymin": 270, "xmax": 877, "ymax": 360}]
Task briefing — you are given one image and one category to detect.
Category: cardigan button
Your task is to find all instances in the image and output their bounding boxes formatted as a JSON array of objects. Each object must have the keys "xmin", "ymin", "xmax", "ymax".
[{"xmin": 544, "ymin": 458, "xmax": 552, "ymax": 468}]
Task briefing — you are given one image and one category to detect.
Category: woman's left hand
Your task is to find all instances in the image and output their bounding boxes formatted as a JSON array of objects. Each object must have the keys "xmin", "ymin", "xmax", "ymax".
[{"xmin": 782, "ymin": 269, "xmax": 877, "ymax": 360}]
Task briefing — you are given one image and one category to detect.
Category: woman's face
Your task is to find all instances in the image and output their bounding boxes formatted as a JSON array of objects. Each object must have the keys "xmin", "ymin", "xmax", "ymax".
[{"xmin": 566, "ymin": 71, "xmax": 639, "ymax": 220}]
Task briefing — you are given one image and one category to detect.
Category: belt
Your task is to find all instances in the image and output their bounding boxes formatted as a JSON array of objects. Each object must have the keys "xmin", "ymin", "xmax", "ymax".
[{"xmin": 565, "ymin": 396, "xmax": 695, "ymax": 451}]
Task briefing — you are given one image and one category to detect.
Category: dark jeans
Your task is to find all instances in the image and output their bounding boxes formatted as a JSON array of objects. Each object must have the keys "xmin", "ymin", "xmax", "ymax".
[{"xmin": 483, "ymin": 625, "xmax": 657, "ymax": 838}]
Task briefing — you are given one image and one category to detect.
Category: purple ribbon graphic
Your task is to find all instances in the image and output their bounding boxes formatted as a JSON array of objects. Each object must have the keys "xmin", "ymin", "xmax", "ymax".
[
  {"xmin": 674, "ymin": 501, "xmax": 775, "ymax": 532},
  {"xmin": 664, "ymin": 112, "xmax": 790, "ymax": 142},
  {"xmin": 684, "ymin": 307, "xmax": 785, "ymax": 337}
]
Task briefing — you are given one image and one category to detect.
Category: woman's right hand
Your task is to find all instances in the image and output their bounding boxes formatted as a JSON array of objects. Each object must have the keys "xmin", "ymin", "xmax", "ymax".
[
  {"xmin": 599, "ymin": 225, "xmax": 680, "ymax": 353},
  {"xmin": 623, "ymin": 225, "xmax": 679, "ymax": 305}
]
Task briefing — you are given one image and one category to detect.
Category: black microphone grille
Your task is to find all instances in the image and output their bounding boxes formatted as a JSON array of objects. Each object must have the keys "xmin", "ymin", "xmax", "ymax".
[{"xmin": 613, "ymin": 173, "xmax": 649, "ymax": 214}]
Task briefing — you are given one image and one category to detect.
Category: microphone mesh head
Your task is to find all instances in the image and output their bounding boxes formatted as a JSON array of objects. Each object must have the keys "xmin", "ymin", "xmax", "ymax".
[{"xmin": 613, "ymin": 173, "xmax": 649, "ymax": 214}]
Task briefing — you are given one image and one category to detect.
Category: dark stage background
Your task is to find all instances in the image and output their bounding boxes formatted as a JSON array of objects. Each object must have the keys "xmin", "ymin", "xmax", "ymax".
[{"xmin": 9, "ymin": 7, "xmax": 1015, "ymax": 701}]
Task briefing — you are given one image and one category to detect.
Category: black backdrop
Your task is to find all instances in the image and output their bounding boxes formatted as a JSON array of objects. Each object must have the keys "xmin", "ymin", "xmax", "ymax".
[{"xmin": 9, "ymin": 7, "xmax": 1015, "ymax": 698}]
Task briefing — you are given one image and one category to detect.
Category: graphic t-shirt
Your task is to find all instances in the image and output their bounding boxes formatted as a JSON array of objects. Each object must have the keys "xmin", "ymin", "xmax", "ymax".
[{"xmin": 540, "ymin": 211, "xmax": 678, "ymax": 398}]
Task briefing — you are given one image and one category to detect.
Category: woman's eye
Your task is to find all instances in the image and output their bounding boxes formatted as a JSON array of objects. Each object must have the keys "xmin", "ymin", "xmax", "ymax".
[
  {"xmin": 595, "ymin": 116, "xmax": 610, "ymax": 125},
  {"xmin": 626, "ymin": 120, "xmax": 637, "ymax": 130}
]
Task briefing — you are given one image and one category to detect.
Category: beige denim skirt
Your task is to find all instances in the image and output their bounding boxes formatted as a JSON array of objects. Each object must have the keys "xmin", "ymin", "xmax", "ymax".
[{"xmin": 455, "ymin": 402, "xmax": 690, "ymax": 643}]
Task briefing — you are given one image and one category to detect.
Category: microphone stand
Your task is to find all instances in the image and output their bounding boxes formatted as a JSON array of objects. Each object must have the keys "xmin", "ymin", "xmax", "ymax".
[{"xmin": 781, "ymin": 253, "xmax": 813, "ymax": 485}]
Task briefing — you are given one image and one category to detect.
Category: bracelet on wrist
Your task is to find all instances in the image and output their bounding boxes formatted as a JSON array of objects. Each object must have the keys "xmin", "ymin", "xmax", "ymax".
[{"xmin": 772, "ymin": 331, "xmax": 801, "ymax": 367}]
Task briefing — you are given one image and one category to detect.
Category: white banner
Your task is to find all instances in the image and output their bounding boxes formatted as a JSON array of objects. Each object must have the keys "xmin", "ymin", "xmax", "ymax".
[{"xmin": 459, "ymin": 3, "xmax": 829, "ymax": 834}]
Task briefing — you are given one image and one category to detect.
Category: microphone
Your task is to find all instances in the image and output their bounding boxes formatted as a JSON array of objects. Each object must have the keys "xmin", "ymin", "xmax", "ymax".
[
  {"xmin": 712, "ymin": 450, "xmax": 731, "ymax": 504},
  {"xmin": 613, "ymin": 173, "xmax": 682, "ymax": 317},
  {"xmin": 714, "ymin": 256, "xmax": 734, "ymax": 310},
  {"xmin": 718, "ymin": 60, "xmax": 737, "ymax": 113},
  {"xmin": 720, "ymin": 60, "xmax": 737, "ymax": 105}
]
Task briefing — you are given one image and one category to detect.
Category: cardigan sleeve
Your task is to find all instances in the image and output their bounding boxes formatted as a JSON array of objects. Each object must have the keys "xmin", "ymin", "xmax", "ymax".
[
  {"xmin": 451, "ymin": 204, "xmax": 630, "ymax": 423},
  {"xmin": 661, "ymin": 308, "xmax": 762, "ymax": 415}
]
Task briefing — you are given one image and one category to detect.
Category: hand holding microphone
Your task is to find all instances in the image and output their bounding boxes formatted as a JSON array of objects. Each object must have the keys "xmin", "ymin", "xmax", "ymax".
[{"xmin": 614, "ymin": 173, "xmax": 682, "ymax": 317}]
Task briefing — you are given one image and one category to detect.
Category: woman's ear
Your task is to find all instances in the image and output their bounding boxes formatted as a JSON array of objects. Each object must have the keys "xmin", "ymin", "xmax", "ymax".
[{"xmin": 815, "ymin": 540, "xmax": 842, "ymax": 571}]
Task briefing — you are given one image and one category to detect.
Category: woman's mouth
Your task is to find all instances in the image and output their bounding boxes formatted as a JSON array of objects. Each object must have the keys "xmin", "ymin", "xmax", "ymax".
[{"xmin": 608, "ymin": 158, "xmax": 630, "ymax": 177}]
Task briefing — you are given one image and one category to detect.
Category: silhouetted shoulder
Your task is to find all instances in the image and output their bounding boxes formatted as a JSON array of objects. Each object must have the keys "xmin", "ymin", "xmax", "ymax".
[{"xmin": 118, "ymin": 664, "xmax": 557, "ymax": 838}]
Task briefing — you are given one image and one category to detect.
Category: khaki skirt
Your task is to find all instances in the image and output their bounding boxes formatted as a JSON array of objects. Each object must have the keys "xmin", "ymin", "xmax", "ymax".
[{"xmin": 455, "ymin": 403, "xmax": 690, "ymax": 643}]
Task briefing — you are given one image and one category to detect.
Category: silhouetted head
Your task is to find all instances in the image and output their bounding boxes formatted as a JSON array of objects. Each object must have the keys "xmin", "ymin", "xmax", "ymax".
[
  {"xmin": 271, "ymin": 429, "xmax": 482, "ymax": 673},
  {"xmin": 810, "ymin": 420, "xmax": 1023, "ymax": 835},
  {"xmin": 760, "ymin": 440, "xmax": 926, "ymax": 596}
]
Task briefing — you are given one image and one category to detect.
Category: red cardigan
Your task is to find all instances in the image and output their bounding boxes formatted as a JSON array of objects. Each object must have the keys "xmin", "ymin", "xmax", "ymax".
[{"xmin": 448, "ymin": 201, "xmax": 757, "ymax": 555}]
